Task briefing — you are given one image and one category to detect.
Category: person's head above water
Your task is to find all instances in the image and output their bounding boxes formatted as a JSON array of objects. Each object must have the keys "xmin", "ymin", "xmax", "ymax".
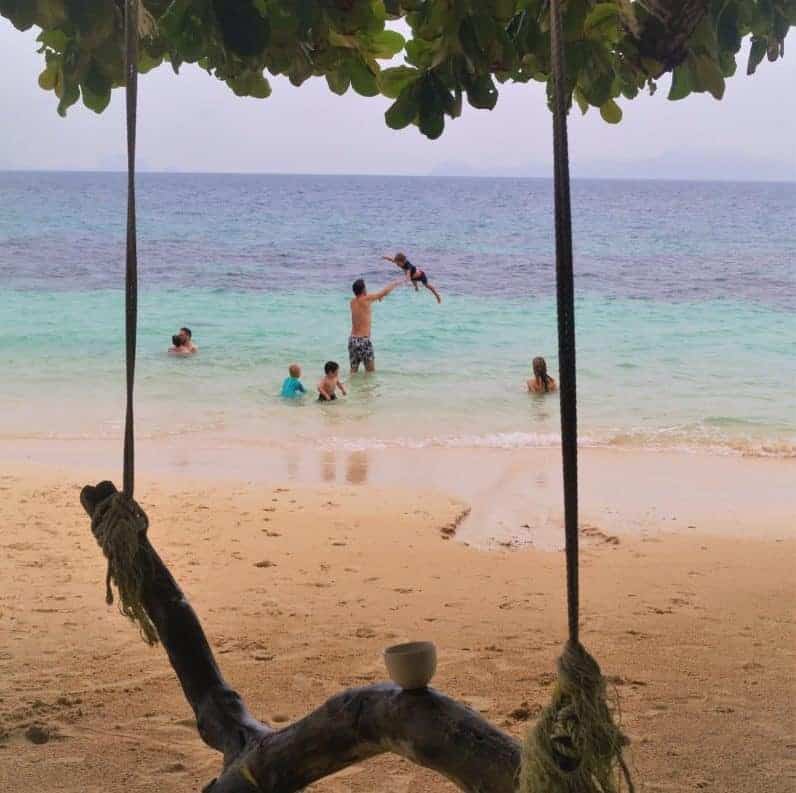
[
  {"xmin": 289, "ymin": 363, "xmax": 301, "ymax": 378},
  {"xmin": 352, "ymin": 278, "xmax": 366, "ymax": 296},
  {"xmin": 532, "ymin": 357, "xmax": 552, "ymax": 391},
  {"xmin": 171, "ymin": 334, "xmax": 183, "ymax": 348},
  {"xmin": 324, "ymin": 361, "xmax": 339, "ymax": 376},
  {"xmin": 394, "ymin": 252, "xmax": 407, "ymax": 265}
]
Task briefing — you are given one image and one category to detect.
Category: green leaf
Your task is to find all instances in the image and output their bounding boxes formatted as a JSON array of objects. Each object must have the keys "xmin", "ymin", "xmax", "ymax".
[
  {"xmin": 385, "ymin": 88, "xmax": 419, "ymax": 130},
  {"xmin": 584, "ymin": 3, "xmax": 621, "ymax": 40},
  {"xmin": 38, "ymin": 62, "xmax": 58, "ymax": 90},
  {"xmin": 80, "ymin": 62, "xmax": 111, "ymax": 113},
  {"xmin": 693, "ymin": 55, "xmax": 725, "ymax": 99},
  {"xmin": 2, "ymin": 0, "xmax": 37, "ymax": 31},
  {"xmin": 493, "ymin": 0, "xmax": 517, "ymax": 22},
  {"xmin": 227, "ymin": 71, "xmax": 272, "ymax": 98},
  {"xmin": 384, "ymin": 0, "xmax": 402, "ymax": 17},
  {"xmin": 328, "ymin": 29, "xmax": 358, "ymax": 49},
  {"xmin": 599, "ymin": 98, "xmax": 622, "ymax": 123},
  {"xmin": 37, "ymin": 29, "xmax": 68, "ymax": 52},
  {"xmin": 578, "ymin": 70, "xmax": 613, "ymax": 106},
  {"xmin": 747, "ymin": 37, "xmax": 767, "ymax": 75},
  {"xmin": 573, "ymin": 86, "xmax": 589, "ymax": 114},
  {"xmin": 326, "ymin": 70, "xmax": 350, "ymax": 96},
  {"xmin": 213, "ymin": 0, "xmax": 270, "ymax": 57},
  {"xmin": 418, "ymin": 108, "xmax": 444, "ymax": 139},
  {"xmin": 450, "ymin": 87, "xmax": 463, "ymax": 118},
  {"xmin": 366, "ymin": 29, "xmax": 405, "ymax": 59},
  {"xmin": 668, "ymin": 63, "xmax": 691, "ymax": 100},
  {"xmin": 380, "ymin": 66, "xmax": 419, "ymax": 99},
  {"xmin": 349, "ymin": 59, "xmax": 379, "ymax": 97},
  {"xmin": 56, "ymin": 79, "xmax": 80, "ymax": 117},
  {"xmin": 466, "ymin": 74, "xmax": 498, "ymax": 109}
]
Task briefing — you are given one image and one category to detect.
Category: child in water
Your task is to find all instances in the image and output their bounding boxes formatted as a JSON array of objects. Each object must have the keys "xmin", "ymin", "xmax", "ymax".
[
  {"xmin": 318, "ymin": 361, "xmax": 347, "ymax": 402},
  {"xmin": 383, "ymin": 252, "xmax": 442, "ymax": 304},
  {"xmin": 528, "ymin": 357, "xmax": 557, "ymax": 394},
  {"xmin": 281, "ymin": 363, "xmax": 306, "ymax": 398}
]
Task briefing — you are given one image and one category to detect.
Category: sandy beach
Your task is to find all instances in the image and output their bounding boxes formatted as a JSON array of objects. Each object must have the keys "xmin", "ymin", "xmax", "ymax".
[{"xmin": 1, "ymin": 453, "xmax": 794, "ymax": 792}]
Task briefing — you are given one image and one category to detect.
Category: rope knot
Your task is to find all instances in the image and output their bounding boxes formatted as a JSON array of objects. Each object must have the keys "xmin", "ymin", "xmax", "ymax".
[
  {"xmin": 521, "ymin": 640, "xmax": 633, "ymax": 793},
  {"xmin": 86, "ymin": 484, "xmax": 158, "ymax": 645}
]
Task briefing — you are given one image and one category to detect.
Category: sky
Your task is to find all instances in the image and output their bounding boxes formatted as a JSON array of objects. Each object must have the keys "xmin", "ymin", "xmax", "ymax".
[{"xmin": 1, "ymin": 18, "xmax": 794, "ymax": 179}]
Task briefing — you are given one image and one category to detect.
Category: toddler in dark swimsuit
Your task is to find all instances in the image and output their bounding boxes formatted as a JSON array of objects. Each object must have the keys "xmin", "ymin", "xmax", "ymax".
[
  {"xmin": 383, "ymin": 252, "xmax": 442, "ymax": 304},
  {"xmin": 318, "ymin": 361, "xmax": 347, "ymax": 402}
]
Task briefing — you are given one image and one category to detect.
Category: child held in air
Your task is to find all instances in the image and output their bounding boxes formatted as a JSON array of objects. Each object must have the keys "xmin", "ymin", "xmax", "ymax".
[{"xmin": 383, "ymin": 252, "xmax": 442, "ymax": 304}]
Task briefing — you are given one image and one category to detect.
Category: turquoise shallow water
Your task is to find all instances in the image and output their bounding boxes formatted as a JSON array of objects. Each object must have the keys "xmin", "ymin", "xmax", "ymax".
[
  {"xmin": 1, "ymin": 288, "xmax": 794, "ymax": 455},
  {"xmin": 1, "ymin": 172, "xmax": 794, "ymax": 456}
]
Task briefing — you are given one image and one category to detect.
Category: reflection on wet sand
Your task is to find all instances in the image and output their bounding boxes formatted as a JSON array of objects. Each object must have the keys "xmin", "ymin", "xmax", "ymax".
[
  {"xmin": 318, "ymin": 449, "xmax": 370, "ymax": 485},
  {"xmin": 345, "ymin": 450, "xmax": 369, "ymax": 485},
  {"xmin": 321, "ymin": 450, "xmax": 336, "ymax": 483}
]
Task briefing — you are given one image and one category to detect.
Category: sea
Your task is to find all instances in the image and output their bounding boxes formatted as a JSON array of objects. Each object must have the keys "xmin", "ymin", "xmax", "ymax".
[{"xmin": 1, "ymin": 171, "xmax": 794, "ymax": 459}]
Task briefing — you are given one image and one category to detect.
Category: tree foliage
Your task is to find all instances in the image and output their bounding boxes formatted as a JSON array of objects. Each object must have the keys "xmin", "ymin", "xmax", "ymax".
[{"xmin": 1, "ymin": 0, "xmax": 793, "ymax": 137}]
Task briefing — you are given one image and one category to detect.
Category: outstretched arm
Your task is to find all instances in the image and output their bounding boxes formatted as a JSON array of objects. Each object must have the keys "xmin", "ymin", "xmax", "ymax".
[{"xmin": 368, "ymin": 279, "xmax": 403, "ymax": 302}]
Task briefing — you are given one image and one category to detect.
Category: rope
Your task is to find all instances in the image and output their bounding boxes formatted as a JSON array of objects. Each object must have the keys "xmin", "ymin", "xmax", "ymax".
[
  {"xmin": 123, "ymin": 0, "xmax": 139, "ymax": 499},
  {"xmin": 549, "ymin": 0, "xmax": 579, "ymax": 646},
  {"xmin": 83, "ymin": 0, "xmax": 157, "ymax": 645},
  {"xmin": 520, "ymin": 0, "xmax": 634, "ymax": 789}
]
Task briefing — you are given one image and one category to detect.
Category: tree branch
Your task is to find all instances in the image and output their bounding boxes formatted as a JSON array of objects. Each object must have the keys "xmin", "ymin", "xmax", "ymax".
[
  {"xmin": 81, "ymin": 481, "xmax": 521, "ymax": 792},
  {"xmin": 212, "ymin": 684, "xmax": 521, "ymax": 793},
  {"xmin": 80, "ymin": 482, "xmax": 270, "ymax": 766}
]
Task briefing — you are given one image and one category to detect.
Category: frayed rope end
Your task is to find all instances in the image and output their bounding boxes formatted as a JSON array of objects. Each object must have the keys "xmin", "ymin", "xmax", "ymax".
[{"xmin": 520, "ymin": 640, "xmax": 633, "ymax": 793}]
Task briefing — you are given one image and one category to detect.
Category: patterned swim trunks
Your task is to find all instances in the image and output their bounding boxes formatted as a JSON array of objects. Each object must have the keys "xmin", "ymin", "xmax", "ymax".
[{"xmin": 348, "ymin": 335, "xmax": 374, "ymax": 369}]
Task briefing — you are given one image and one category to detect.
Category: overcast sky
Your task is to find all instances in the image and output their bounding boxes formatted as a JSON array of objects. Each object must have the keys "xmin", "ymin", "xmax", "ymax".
[{"xmin": 1, "ymin": 19, "xmax": 794, "ymax": 179}]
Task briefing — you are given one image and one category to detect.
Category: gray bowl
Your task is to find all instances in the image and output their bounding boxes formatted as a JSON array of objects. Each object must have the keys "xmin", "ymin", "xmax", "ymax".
[{"xmin": 384, "ymin": 641, "xmax": 437, "ymax": 690}]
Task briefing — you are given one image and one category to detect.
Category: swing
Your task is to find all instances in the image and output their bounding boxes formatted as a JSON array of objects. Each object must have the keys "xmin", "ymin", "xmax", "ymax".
[{"xmin": 81, "ymin": 2, "xmax": 632, "ymax": 791}]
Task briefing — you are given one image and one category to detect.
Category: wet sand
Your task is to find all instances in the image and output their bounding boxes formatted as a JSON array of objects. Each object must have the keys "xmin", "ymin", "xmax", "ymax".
[{"xmin": 0, "ymin": 461, "xmax": 794, "ymax": 792}]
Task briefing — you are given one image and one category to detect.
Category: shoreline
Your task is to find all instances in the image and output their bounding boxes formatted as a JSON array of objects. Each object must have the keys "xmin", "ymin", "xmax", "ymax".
[
  {"xmin": 0, "ymin": 467, "xmax": 793, "ymax": 792},
  {"xmin": 1, "ymin": 439, "xmax": 794, "ymax": 549}
]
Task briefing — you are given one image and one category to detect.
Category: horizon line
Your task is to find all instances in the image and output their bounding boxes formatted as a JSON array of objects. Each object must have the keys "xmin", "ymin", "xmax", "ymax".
[{"xmin": 1, "ymin": 167, "xmax": 795, "ymax": 185}]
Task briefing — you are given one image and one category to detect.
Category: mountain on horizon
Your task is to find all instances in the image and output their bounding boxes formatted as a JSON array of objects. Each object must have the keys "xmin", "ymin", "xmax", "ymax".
[{"xmin": 429, "ymin": 150, "xmax": 796, "ymax": 182}]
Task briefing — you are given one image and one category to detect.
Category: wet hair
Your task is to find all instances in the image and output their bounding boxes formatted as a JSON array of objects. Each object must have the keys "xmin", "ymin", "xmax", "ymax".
[
  {"xmin": 533, "ymin": 356, "xmax": 551, "ymax": 392},
  {"xmin": 352, "ymin": 278, "xmax": 366, "ymax": 296},
  {"xmin": 289, "ymin": 363, "xmax": 301, "ymax": 378},
  {"xmin": 324, "ymin": 361, "xmax": 339, "ymax": 375},
  {"xmin": 172, "ymin": 334, "xmax": 183, "ymax": 347},
  {"xmin": 394, "ymin": 252, "xmax": 407, "ymax": 263},
  {"xmin": 180, "ymin": 327, "xmax": 192, "ymax": 339}
]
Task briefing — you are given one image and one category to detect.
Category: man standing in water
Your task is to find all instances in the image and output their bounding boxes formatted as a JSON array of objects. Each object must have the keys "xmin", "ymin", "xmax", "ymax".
[{"xmin": 349, "ymin": 278, "xmax": 401, "ymax": 374}]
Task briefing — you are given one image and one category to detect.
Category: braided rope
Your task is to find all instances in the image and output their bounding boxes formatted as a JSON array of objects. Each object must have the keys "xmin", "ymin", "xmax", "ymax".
[{"xmin": 521, "ymin": 0, "xmax": 634, "ymax": 789}]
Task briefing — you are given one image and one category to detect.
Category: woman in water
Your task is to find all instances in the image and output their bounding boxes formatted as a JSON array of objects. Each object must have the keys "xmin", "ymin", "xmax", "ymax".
[{"xmin": 528, "ymin": 356, "xmax": 557, "ymax": 394}]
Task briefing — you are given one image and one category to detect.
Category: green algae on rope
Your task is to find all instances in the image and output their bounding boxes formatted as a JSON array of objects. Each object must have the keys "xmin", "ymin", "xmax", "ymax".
[{"xmin": 521, "ymin": 641, "xmax": 633, "ymax": 793}]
